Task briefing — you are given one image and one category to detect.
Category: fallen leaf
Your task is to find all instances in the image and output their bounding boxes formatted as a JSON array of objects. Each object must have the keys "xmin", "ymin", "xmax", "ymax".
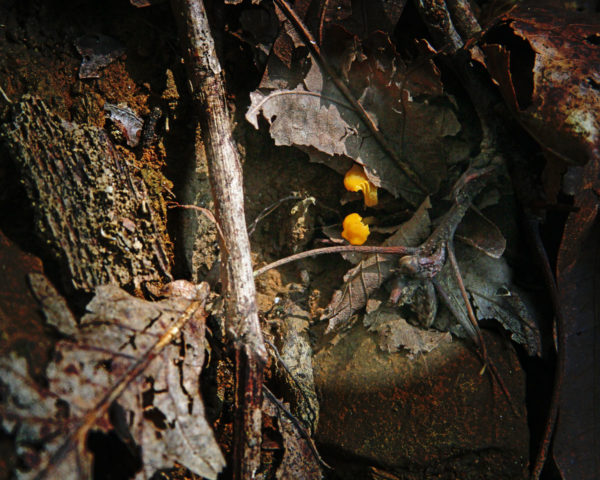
[
  {"xmin": 481, "ymin": 6, "xmax": 600, "ymax": 164},
  {"xmin": 364, "ymin": 305, "xmax": 452, "ymax": 357},
  {"xmin": 553, "ymin": 158, "xmax": 600, "ymax": 479},
  {"xmin": 455, "ymin": 207, "xmax": 506, "ymax": 259},
  {"xmin": 435, "ymin": 242, "xmax": 541, "ymax": 356},
  {"xmin": 246, "ymin": 21, "xmax": 464, "ymax": 204},
  {"xmin": 0, "ymin": 276, "xmax": 225, "ymax": 480}
]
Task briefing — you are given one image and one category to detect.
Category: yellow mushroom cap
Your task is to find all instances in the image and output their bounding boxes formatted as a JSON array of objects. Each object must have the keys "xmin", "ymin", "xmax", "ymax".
[
  {"xmin": 342, "ymin": 213, "xmax": 370, "ymax": 245},
  {"xmin": 344, "ymin": 164, "xmax": 378, "ymax": 207}
]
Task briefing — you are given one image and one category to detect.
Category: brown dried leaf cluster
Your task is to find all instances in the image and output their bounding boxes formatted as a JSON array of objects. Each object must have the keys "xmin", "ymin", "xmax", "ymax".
[
  {"xmin": 246, "ymin": 9, "xmax": 466, "ymax": 205},
  {"xmin": 0, "ymin": 276, "xmax": 225, "ymax": 480}
]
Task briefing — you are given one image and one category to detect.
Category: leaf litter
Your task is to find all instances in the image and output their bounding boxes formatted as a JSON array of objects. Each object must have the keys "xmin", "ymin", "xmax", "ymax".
[
  {"xmin": 246, "ymin": 25, "xmax": 466, "ymax": 205},
  {"xmin": 321, "ymin": 196, "xmax": 433, "ymax": 332},
  {"xmin": 321, "ymin": 168, "xmax": 541, "ymax": 357},
  {"xmin": 244, "ymin": 2, "xmax": 541, "ymax": 364},
  {"xmin": 0, "ymin": 274, "xmax": 225, "ymax": 480}
]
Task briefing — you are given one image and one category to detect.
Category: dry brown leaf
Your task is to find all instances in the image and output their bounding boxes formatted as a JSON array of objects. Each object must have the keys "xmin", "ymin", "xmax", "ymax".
[
  {"xmin": 246, "ymin": 26, "xmax": 464, "ymax": 205},
  {"xmin": 0, "ymin": 275, "xmax": 225, "ymax": 480},
  {"xmin": 481, "ymin": 6, "xmax": 600, "ymax": 164},
  {"xmin": 364, "ymin": 306, "xmax": 452, "ymax": 357}
]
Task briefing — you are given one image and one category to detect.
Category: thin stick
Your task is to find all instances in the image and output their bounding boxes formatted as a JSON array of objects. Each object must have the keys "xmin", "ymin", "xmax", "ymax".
[
  {"xmin": 171, "ymin": 1, "xmax": 266, "ymax": 478},
  {"xmin": 447, "ymin": 241, "xmax": 518, "ymax": 414},
  {"xmin": 447, "ymin": 241, "xmax": 485, "ymax": 351},
  {"xmin": 247, "ymin": 194, "xmax": 302, "ymax": 237},
  {"xmin": 254, "ymin": 244, "xmax": 418, "ymax": 277},
  {"xmin": 0, "ymin": 84, "xmax": 12, "ymax": 104},
  {"xmin": 272, "ymin": 0, "xmax": 428, "ymax": 195},
  {"xmin": 263, "ymin": 385, "xmax": 331, "ymax": 470},
  {"xmin": 168, "ymin": 202, "xmax": 228, "ymax": 254},
  {"xmin": 265, "ymin": 339, "xmax": 318, "ymax": 427},
  {"xmin": 526, "ymin": 214, "xmax": 564, "ymax": 480}
]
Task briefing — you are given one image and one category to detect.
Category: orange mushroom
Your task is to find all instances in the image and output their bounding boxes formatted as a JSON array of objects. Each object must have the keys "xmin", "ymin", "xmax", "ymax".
[
  {"xmin": 344, "ymin": 164, "xmax": 378, "ymax": 207},
  {"xmin": 342, "ymin": 213, "xmax": 370, "ymax": 245}
]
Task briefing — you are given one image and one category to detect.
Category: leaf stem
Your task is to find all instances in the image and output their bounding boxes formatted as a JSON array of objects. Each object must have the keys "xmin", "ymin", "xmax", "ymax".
[{"xmin": 254, "ymin": 244, "xmax": 417, "ymax": 277}]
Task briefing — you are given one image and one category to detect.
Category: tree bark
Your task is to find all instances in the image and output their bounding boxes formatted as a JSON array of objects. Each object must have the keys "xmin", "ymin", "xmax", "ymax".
[{"xmin": 0, "ymin": 95, "xmax": 172, "ymax": 293}]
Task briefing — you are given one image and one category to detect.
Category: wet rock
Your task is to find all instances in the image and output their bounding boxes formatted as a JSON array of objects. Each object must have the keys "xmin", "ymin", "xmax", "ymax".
[{"xmin": 314, "ymin": 324, "xmax": 528, "ymax": 479}]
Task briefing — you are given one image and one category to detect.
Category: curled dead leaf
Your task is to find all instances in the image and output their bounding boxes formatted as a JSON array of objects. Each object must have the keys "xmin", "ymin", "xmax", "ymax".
[{"xmin": 481, "ymin": 6, "xmax": 600, "ymax": 164}]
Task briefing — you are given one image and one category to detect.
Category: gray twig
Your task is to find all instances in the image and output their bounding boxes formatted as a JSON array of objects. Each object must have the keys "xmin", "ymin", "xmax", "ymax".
[{"xmin": 171, "ymin": 1, "xmax": 266, "ymax": 478}]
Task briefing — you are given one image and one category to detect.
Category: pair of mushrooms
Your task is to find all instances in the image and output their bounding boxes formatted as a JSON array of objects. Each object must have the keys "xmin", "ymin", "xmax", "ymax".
[{"xmin": 341, "ymin": 164, "xmax": 377, "ymax": 245}]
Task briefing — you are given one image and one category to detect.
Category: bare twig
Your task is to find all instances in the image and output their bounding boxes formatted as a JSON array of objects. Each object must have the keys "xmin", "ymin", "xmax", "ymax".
[
  {"xmin": 447, "ymin": 242, "xmax": 519, "ymax": 411},
  {"xmin": 171, "ymin": 1, "xmax": 266, "ymax": 478},
  {"xmin": 0, "ymin": 84, "xmax": 12, "ymax": 104},
  {"xmin": 524, "ymin": 213, "xmax": 564, "ymax": 480},
  {"xmin": 247, "ymin": 193, "xmax": 302, "ymax": 237},
  {"xmin": 265, "ymin": 339, "xmax": 318, "ymax": 427},
  {"xmin": 167, "ymin": 202, "xmax": 228, "ymax": 253},
  {"xmin": 254, "ymin": 244, "xmax": 418, "ymax": 277},
  {"xmin": 272, "ymin": 0, "xmax": 428, "ymax": 195},
  {"xmin": 263, "ymin": 385, "xmax": 331, "ymax": 470},
  {"xmin": 447, "ymin": 241, "xmax": 485, "ymax": 351}
]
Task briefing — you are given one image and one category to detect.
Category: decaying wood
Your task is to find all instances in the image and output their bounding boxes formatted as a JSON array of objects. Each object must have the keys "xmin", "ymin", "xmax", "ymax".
[
  {"xmin": 0, "ymin": 95, "xmax": 172, "ymax": 292},
  {"xmin": 170, "ymin": 1, "xmax": 267, "ymax": 478}
]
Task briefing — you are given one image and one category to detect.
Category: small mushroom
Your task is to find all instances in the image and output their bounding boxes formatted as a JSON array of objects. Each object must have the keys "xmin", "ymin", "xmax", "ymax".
[
  {"xmin": 344, "ymin": 164, "xmax": 378, "ymax": 207},
  {"xmin": 342, "ymin": 213, "xmax": 370, "ymax": 245}
]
